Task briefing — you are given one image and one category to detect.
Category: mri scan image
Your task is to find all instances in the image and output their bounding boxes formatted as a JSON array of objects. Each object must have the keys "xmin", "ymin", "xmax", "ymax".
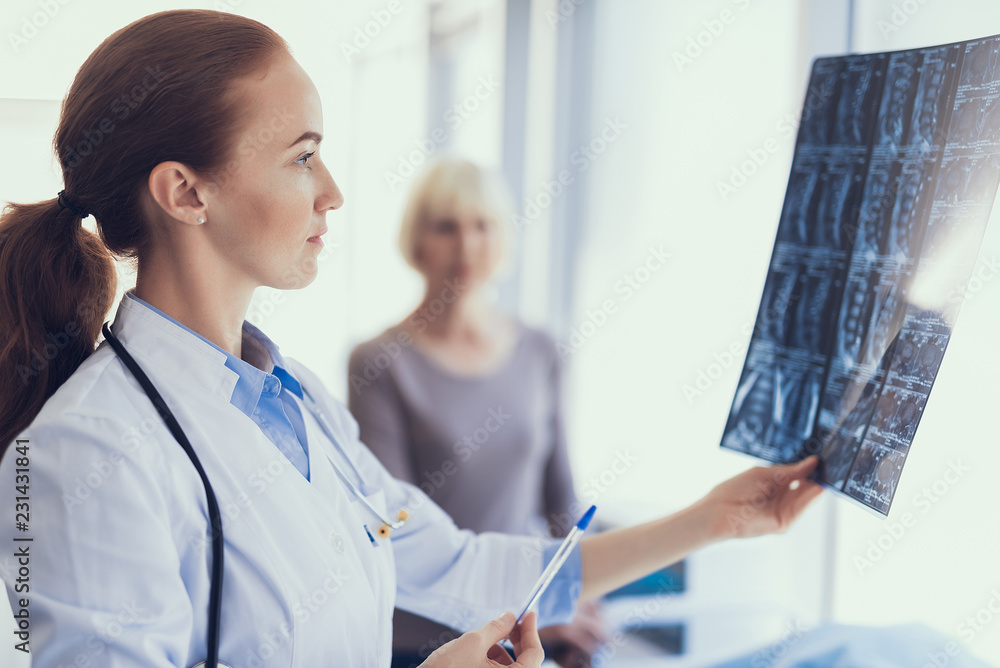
[
  {"xmin": 722, "ymin": 35, "xmax": 1000, "ymax": 515},
  {"xmin": 877, "ymin": 53, "xmax": 920, "ymax": 148},
  {"xmin": 908, "ymin": 48, "xmax": 956, "ymax": 149}
]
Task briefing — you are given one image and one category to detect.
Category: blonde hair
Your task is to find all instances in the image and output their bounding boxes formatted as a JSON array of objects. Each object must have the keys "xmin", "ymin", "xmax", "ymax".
[{"xmin": 398, "ymin": 157, "xmax": 513, "ymax": 277}]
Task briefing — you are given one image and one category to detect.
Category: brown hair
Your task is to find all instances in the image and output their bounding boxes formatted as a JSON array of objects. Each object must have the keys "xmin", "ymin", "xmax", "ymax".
[{"xmin": 0, "ymin": 10, "xmax": 288, "ymax": 454}]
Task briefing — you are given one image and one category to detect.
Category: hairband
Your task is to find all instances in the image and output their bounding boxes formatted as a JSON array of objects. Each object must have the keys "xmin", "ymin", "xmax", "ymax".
[{"xmin": 57, "ymin": 190, "xmax": 90, "ymax": 219}]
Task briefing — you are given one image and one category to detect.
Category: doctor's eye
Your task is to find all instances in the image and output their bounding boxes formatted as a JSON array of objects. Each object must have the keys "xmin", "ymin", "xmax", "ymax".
[{"xmin": 295, "ymin": 152, "xmax": 315, "ymax": 168}]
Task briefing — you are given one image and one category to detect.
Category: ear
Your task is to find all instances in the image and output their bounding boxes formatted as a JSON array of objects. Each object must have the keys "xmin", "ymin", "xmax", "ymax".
[{"xmin": 147, "ymin": 161, "xmax": 210, "ymax": 226}]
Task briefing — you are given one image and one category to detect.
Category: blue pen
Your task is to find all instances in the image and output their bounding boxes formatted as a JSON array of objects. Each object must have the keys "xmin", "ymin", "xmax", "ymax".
[
  {"xmin": 514, "ymin": 505, "xmax": 597, "ymax": 625},
  {"xmin": 364, "ymin": 524, "xmax": 379, "ymax": 547}
]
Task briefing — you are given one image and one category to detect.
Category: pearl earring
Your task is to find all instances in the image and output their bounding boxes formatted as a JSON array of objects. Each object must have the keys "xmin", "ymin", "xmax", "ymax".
[{"xmin": 197, "ymin": 216, "xmax": 206, "ymax": 224}]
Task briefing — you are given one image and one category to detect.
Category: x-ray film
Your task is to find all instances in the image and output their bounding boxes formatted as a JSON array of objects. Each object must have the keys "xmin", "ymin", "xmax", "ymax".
[{"xmin": 721, "ymin": 35, "xmax": 1000, "ymax": 515}]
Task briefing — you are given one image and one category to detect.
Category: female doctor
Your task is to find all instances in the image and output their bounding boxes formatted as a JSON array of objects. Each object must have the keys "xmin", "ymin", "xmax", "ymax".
[{"xmin": 0, "ymin": 9, "xmax": 823, "ymax": 667}]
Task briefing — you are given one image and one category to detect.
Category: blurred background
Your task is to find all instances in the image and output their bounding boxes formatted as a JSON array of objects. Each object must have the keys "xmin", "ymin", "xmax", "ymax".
[{"xmin": 2, "ymin": 0, "xmax": 999, "ymax": 665}]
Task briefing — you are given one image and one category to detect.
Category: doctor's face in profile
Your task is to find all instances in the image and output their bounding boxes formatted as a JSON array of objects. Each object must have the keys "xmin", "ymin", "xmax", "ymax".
[
  {"xmin": 202, "ymin": 54, "xmax": 343, "ymax": 290},
  {"xmin": 415, "ymin": 206, "xmax": 502, "ymax": 290}
]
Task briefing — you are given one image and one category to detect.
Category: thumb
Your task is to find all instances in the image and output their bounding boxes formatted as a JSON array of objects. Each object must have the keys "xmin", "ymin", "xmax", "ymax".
[
  {"xmin": 792, "ymin": 454, "xmax": 819, "ymax": 476},
  {"xmin": 479, "ymin": 611, "xmax": 516, "ymax": 645}
]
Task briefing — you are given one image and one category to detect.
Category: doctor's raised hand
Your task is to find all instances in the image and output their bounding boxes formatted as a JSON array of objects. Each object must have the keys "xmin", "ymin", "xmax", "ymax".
[
  {"xmin": 568, "ymin": 455, "xmax": 823, "ymax": 603},
  {"xmin": 700, "ymin": 455, "xmax": 824, "ymax": 538}
]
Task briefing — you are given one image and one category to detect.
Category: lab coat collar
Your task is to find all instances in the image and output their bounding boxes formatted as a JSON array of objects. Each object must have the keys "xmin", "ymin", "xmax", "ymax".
[{"xmin": 109, "ymin": 290, "xmax": 299, "ymax": 411}]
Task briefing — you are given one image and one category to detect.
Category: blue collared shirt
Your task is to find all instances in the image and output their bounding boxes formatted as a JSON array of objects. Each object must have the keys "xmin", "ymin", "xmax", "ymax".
[{"xmin": 124, "ymin": 291, "xmax": 311, "ymax": 480}]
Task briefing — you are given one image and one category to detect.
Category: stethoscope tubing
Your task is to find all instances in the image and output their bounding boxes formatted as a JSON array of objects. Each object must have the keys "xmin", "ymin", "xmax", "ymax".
[
  {"xmin": 303, "ymin": 394, "xmax": 407, "ymax": 531},
  {"xmin": 101, "ymin": 322, "xmax": 226, "ymax": 668},
  {"xmin": 101, "ymin": 320, "xmax": 407, "ymax": 667}
]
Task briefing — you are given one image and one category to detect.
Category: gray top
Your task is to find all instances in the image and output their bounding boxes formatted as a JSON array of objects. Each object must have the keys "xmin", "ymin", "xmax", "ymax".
[
  {"xmin": 347, "ymin": 321, "xmax": 578, "ymax": 654},
  {"xmin": 347, "ymin": 321, "xmax": 577, "ymax": 537}
]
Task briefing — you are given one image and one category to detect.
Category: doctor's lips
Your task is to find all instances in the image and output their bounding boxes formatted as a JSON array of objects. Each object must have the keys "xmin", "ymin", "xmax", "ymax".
[{"xmin": 307, "ymin": 227, "xmax": 328, "ymax": 245}]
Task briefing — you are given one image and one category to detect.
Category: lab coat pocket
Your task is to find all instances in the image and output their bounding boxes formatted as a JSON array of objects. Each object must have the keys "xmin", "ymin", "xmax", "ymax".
[
  {"xmin": 349, "ymin": 488, "xmax": 397, "ymax": 636},
  {"xmin": 349, "ymin": 488, "xmax": 390, "ymax": 545}
]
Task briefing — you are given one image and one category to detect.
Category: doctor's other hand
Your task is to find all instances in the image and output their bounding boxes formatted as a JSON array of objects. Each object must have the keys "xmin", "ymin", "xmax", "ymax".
[
  {"xmin": 421, "ymin": 611, "xmax": 545, "ymax": 667},
  {"xmin": 698, "ymin": 455, "xmax": 824, "ymax": 540}
]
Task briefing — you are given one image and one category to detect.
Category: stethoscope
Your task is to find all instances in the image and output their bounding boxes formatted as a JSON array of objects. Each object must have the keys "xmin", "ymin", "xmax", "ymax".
[
  {"xmin": 101, "ymin": 321, "xmax": 408, "ymax": 667},
  {"xmin": 302, "ymin": 389, "xmax": 411, "ymax": 539}
]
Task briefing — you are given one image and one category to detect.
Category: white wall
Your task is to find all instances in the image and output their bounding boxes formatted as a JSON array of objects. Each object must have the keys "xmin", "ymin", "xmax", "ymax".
[{"xmin": 560, "ymin": 1, "xmax": 830, "ymax": 653}]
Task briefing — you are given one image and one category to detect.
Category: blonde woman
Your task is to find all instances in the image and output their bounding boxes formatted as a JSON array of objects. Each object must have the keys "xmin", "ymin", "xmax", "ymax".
[{"xmin": 349, "ymin": 159, "xmax": 604, "ymax": 666}]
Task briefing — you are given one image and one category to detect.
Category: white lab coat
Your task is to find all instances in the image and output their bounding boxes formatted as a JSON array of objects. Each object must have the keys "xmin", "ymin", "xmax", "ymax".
[{"xmin": 0, "ymin": 294, "xmax": 579, "ymax": 667}]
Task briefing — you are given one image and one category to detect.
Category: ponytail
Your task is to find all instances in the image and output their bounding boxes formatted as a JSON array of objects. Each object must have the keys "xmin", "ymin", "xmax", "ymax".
[
  {"xmin": 0, "ymin": 9, "xmax": 288, "ymax": 456},
  {"xmin": 0, "ymin": 199, "xmax": 115, "ymax": 454}
]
